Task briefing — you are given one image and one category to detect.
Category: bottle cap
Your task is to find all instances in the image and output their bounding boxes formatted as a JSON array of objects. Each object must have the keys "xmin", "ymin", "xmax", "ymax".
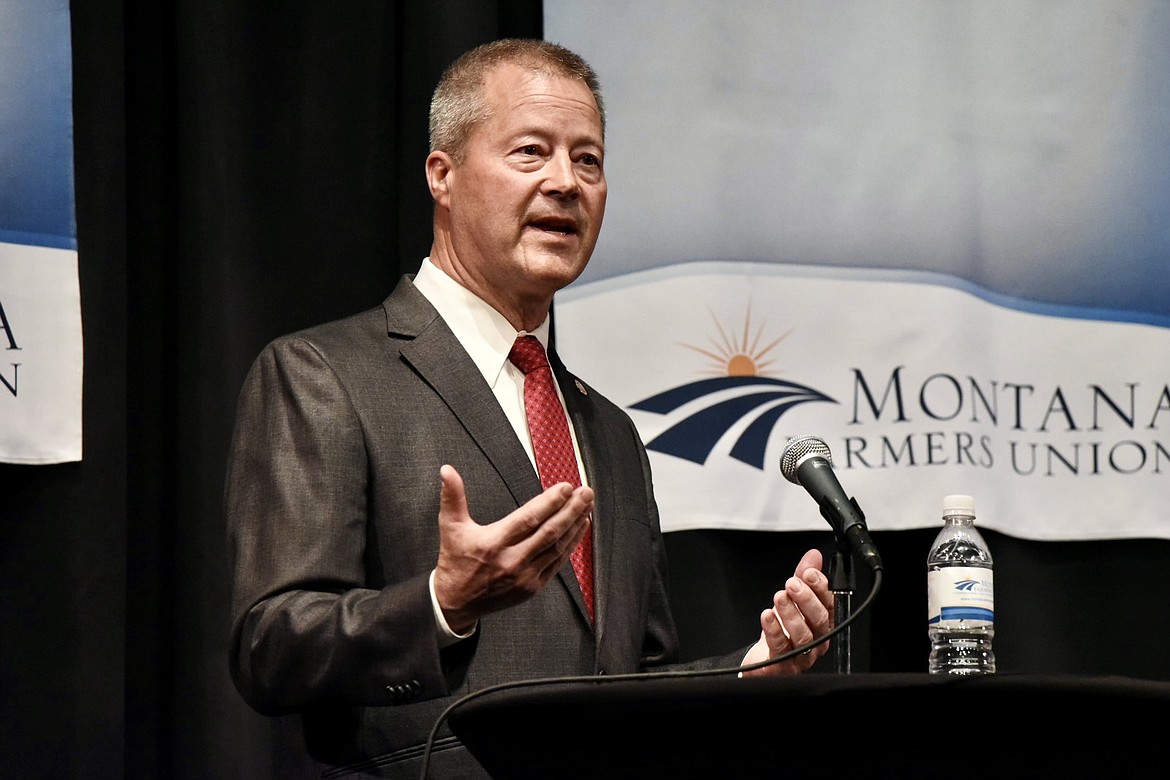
[{"xmin": 943, "ymin": 494, "xmax": 975, "ymax": 516}]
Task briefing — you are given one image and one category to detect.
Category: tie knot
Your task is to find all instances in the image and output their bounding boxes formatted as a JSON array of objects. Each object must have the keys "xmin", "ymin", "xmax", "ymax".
[{"xmin": 508, "ymin": 336, "xmax": 548, "ymax": 375}]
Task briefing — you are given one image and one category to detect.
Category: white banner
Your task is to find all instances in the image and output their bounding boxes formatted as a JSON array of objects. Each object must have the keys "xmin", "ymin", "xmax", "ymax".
[
  {"xmin": 547, "ymin": 1, "xmax": 1170, "ymax": 540},
  {"xmin": 0, "ymin": 243, "xmax": 83, "ymax": 463},
  {"xmin": 0, "ymin": 0, "xmax": 82, "ymax": 463}
]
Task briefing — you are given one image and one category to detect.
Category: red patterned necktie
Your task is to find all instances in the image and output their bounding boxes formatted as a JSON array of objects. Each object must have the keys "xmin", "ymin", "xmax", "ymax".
[{"xmin": 508, "ymin": 335, "xmax": 594, "ymax": 622}]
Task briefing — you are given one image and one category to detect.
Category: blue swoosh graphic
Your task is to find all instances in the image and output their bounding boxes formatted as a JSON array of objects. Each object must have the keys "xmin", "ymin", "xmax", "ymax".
[{"xmin": 631, "ymin": 377, "xmax": 836, "ymax": 468}]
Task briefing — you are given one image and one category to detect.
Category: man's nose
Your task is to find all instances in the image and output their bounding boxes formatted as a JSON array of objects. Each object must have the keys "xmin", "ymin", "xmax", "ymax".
[{"xmin": 541, "ymin": 152, "xmax": 580, "ymax": 199}]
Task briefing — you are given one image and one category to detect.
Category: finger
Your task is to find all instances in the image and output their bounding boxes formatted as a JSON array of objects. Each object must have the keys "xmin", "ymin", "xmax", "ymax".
[
  {"xmin": 800, "ymin": 565, "xmax": 836, "ymax": 613},
  {"xmin": 438, "ymin": 464, "xmax": 469, "ymax": 526},
  {"xmin": 794, "ymin": 547, "xmax": 824, "ymax": 579},
  {"xmin": 759, "ymin": 605, "xmax": 787, "ymax": 653},
  {"xmin": 534, "ymin": 514, "xmax": 591, "ymax": 583},
  {"xmin": 513, "ymin": 484, "xmax": 594, "ymax": 553},
  {"xmin": 530, "ymin": 490, "xmax": 592, "ymax": 568},
  {"xmin": 769, "ymin": 594, "xmax": 825, "ymax": 672},
  {"xmin": 772, "ymin": 587, "xmax": 818, "ymax": 650},
  {"xmin": 787, "ymin": 572, "xmax": 833, "ymax": 632},
  {"xmin": 490, "ymin": 482, "xmax": 579, "ymax": 549},
  {"xmin": 792, "ymin": 549, "xmax": 834, "ymax": 620}
]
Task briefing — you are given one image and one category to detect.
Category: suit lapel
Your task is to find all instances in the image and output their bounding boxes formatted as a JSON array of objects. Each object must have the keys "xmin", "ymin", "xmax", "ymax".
[
  {"xmin": 384, "ymin": 278, "xmax": 540, "ymax": 505},
  {"xmin": 552, "ymin": 350, "xmax": 614, "ymax": 637}
]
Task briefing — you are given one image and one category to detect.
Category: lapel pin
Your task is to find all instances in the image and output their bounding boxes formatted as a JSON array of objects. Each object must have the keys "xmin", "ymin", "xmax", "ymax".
[{"xmin": 574, "ymin": 379, "xmax": 588, "ymax": 396}]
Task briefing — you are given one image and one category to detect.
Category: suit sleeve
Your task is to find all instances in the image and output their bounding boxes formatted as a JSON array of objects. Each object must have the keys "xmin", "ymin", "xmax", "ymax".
[{"xmin": 224, "ymin": 335, "xmax": 452, "ymax": 715}]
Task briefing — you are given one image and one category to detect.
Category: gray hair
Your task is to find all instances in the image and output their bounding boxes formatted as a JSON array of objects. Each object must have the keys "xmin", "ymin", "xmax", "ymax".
[{"xmin": 429, "ymin": 38, "xmax": 605, "ymax": 162}]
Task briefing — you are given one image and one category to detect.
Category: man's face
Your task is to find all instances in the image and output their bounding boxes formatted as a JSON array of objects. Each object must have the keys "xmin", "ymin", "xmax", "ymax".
[{"xmin": 439, "ymin": 63, "xmax": 607, "ymax": 312}]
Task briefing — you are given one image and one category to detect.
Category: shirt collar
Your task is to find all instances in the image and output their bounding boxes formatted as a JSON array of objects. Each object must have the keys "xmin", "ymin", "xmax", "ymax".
[{"xmin": 413, "ymin": 257, "xmax": 551, "ymax": 387}]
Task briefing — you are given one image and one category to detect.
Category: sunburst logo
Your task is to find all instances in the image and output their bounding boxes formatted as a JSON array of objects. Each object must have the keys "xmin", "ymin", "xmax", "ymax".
[
  {"xmin": 679, "ymin": 302, "xmax": 790, "ymax": 377},
  {"xmin": 630, "ymin": 304, "xmax": 837, "ymax": 470}
]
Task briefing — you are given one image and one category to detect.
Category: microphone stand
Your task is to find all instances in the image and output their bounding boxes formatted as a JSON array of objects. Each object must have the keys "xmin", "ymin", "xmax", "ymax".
[{"xmin": 828, "ymin": 542, "xmax": 853, "ymax": 674}]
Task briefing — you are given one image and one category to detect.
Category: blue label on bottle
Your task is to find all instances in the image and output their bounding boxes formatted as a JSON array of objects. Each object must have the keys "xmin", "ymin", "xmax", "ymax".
[{"xmin": 938, "ymin": 606, "xmax": 994, "ymax": 622}]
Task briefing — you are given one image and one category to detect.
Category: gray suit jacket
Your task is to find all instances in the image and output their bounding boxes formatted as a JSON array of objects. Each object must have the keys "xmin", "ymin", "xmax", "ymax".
[{"xmin": 226, "ymin": 275, "xmax": 745, "ymax": 777}]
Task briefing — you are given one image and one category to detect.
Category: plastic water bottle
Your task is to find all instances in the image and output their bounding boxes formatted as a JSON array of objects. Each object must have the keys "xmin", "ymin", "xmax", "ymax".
[{"xmin": 927, "ymin": 494, "xmax": 995, "ymax": 674}]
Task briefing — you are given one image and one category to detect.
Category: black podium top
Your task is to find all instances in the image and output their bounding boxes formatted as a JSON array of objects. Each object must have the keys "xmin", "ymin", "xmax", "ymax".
[{"xmin": 447, "ymin": 671, "xmax": 1170, "ymax": 779}]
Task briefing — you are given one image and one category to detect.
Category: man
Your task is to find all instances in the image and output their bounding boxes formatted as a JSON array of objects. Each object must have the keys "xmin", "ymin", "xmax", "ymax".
[{"xmin": 226, "ymin": 38, "xmax": 834, "ymax": 778}]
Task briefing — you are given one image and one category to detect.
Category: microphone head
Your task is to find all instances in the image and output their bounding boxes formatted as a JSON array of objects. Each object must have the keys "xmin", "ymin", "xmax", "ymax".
[{"xmin": 779, "ymin": 435, "xmax": 832, "ymax": 484}]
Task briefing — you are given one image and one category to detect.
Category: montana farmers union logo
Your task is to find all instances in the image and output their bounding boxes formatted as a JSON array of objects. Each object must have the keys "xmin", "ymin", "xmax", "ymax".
[
  {"xmin": 628, "ymin": 305, "xmax": 834, "ymax": 470},
  {"xmin": 626, "ymin": 301, "xmax": 1170, "ymax": 481}
]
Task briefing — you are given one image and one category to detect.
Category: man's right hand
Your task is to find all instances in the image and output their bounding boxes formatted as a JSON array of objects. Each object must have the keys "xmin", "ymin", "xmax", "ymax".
[{"xmin": 432, "ymin": 464, "xmax": 593, "ymax": 634}]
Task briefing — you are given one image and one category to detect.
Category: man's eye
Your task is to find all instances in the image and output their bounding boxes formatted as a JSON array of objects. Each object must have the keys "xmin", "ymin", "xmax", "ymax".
[
  {"xmin": 521, "ymin": 145, "xmax": 541, "ymax": 155},
  {"xmin": 580, "ymin": 154, "xmax": 600, "ymax": 167}
]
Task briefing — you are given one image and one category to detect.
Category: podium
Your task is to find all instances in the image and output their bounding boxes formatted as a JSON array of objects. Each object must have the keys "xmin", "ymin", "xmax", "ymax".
[{"xmin": 448, "ymin": 671, "xmax": 1170, "ymax": 778}]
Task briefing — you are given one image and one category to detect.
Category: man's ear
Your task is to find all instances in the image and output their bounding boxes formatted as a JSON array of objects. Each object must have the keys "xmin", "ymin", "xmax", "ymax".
[{"xmin": 426, "ymin": 151, "xmax": 454, "ymax": 206}]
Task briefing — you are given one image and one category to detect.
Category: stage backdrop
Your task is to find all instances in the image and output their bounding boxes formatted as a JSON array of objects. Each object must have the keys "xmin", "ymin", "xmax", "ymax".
[
  {"xmin": 0, "ymin": 0, "xmax": 82, "ymax": 464},
  {"xmin": 546, "ymin": 0, "xmax": 1170, "ymax": 541}
]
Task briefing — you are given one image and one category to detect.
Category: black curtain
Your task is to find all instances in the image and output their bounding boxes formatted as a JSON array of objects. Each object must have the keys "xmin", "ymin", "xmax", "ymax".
[{"xmin": 2, "ymin": 1, "xmax": 1167, "ymax": 777}]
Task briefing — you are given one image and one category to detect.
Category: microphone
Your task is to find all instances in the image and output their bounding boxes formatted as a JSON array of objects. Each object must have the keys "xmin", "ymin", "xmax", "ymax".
[{"xmin": 780, "ymin": 435, "xmax": 882, "ymax": 572}]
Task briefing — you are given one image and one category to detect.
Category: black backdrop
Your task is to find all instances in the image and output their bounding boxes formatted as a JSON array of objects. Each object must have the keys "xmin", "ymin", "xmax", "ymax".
[{"xmin": 1, "ymin": 2, "xmax": 1166, "ymax": 777}]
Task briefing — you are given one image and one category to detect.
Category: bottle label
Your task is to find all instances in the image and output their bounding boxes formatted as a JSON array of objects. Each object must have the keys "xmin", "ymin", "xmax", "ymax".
[{"xmin": 927, "ymin": 566, "xmax": 994, "ymax": 624}]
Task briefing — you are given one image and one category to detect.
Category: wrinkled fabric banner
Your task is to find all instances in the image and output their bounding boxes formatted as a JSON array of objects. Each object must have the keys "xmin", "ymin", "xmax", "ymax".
[
  {"xmin": 546, "ymin": 1, "xmax": 1170, "ymax": 541},
  {"xmin": 0, "ymin": 0, "xmax": 82, "ymax": 463}
]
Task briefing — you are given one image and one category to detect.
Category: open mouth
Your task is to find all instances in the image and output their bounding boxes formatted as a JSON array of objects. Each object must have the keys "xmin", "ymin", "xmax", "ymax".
[{"xmin": 529, "ymin": 217, "xmax": 577, "ymax": 236}]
